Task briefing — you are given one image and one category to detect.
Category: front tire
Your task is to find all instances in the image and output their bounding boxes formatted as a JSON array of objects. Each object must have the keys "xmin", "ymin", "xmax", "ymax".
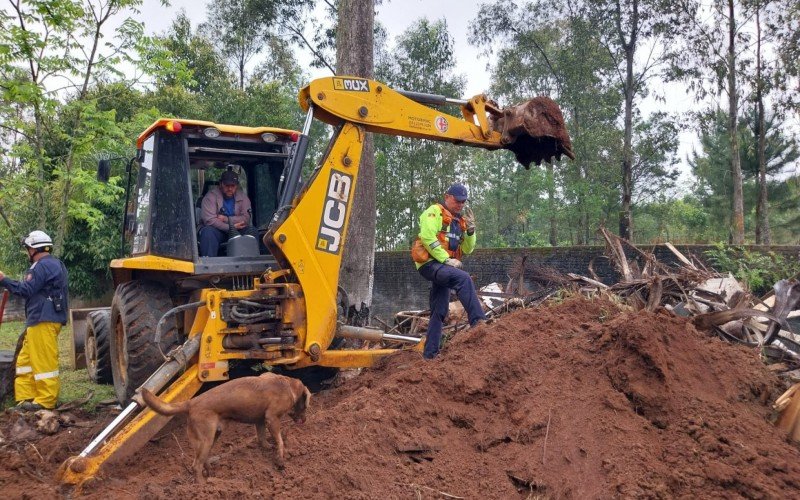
[
  {"xmin": 109, "ymin": 280, "xmax": 180, "ymax": 404},
  {"xmin": 85, "ymin": 310, "xmax": 112, "ymax": 384}
]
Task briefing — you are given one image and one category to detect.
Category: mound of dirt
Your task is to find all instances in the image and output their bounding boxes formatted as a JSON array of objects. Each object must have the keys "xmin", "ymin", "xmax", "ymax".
[{"xmin": 2, "ymin": 297, "xmax": 800, "ymax": 498}]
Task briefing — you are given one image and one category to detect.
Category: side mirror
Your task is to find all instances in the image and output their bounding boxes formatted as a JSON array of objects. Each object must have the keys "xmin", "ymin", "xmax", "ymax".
[{"xmin": 97, "ymin": 159, "xmax": 111, "ymax": 183}]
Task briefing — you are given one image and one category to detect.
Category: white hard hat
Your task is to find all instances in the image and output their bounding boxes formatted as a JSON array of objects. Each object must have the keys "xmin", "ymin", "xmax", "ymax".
[{"xmin": 23, "ymin": 230, "xmax": 53, "ymax": 249}]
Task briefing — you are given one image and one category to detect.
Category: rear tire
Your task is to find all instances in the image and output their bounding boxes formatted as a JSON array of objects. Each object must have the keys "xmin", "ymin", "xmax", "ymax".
[
  {"xmin": 109, "ymin": 281, "xmax": 180, "ymax": 404},
  {"xmin": 85, "ymin": 310, "xmax": 112, "ymax": 384}
]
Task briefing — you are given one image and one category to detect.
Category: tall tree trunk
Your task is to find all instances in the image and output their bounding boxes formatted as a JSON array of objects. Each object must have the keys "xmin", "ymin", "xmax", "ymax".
[
  {"xmin": 32, "ymin": 103, "xmax": 47, "ymax": 228},
  {"xmin": 727, "ymin": 0, "xmax": 745, "ymax": 244},
  {"xmin": 754, "ymin": 4, "xmax": 770, "ymax": 245},
  {"xmin": 336, "ymin": 0, "xmax": 375, "ymax": 324},
  {"xmin": 618, "ymin": 1, "xmax": 638, "ymax": 242},
  {"xmin": 239, "ymin": 52, "xmax": 246, "ymax": 91},
  {"xmin": 577, "ymin": 164, "xmax": 588, "ymax": 245},
  {"xmin": 546, "ymin": 162, "xmax": 557, "ymax": 246}
]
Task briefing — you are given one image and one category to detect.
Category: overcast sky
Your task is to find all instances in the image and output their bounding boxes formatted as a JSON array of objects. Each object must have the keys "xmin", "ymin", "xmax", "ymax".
[
  {"xmin": 137, "ymin": 0, "xmax": 491, "ymax": 96},
  {"xmin": 134, "ymin": 0, "xmax": 726, "ymax": 184}
]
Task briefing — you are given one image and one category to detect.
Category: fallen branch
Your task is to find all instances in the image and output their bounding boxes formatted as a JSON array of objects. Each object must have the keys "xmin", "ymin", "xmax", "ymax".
[{"xmin": 665, "ymin": 242, "xmax": 698, "ymax": 270}]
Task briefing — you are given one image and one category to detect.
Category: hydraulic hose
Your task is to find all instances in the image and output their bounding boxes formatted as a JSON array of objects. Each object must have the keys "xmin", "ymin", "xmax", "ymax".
[{"xmin": 154, "ymin": 300, "xmax": 206, "ymax": 360}]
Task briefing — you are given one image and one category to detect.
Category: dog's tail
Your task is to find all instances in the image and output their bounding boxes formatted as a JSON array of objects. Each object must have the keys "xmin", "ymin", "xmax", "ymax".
[{"xmin": 140, "ymin": 388, "xmax": 190, "ymax": 416}]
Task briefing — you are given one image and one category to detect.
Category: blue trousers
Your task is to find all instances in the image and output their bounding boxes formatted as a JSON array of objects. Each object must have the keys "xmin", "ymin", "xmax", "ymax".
[
  {"xmin": 418, "ymin": 262, "xmax": 486, "ymax": 359},
  {"xmin": 199, "ymin": 226, "xmax": 258, "ymax": 257}
]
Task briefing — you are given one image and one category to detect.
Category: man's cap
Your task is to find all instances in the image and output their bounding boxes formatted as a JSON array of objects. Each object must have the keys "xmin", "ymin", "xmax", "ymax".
[
  {"xmin": 220, "ymin": 170, "xmax": 239, "ymax": 185},
  {"xmin": 446, "ymin": 183, "xmax": 468, "ymax": 202}
]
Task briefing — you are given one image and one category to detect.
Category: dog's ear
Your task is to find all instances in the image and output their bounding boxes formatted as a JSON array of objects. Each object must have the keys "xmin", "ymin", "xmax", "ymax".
[{"xmin": 292, "ymin": 383, "xmax": 310, "ymax": 412}]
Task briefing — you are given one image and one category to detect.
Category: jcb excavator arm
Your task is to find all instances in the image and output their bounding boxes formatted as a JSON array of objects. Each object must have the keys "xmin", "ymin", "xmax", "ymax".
[
  {"xmin": 266, "ymin": 76, "xmax": 573, "ymax": 370},
  {"xmin": 298, "ymin": 76, "xmax": 573, "ymax": 165}
]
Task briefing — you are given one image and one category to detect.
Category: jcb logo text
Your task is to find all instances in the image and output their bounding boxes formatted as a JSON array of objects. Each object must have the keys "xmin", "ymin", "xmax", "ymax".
[{"xmin": 316, "ymin": 170, "xmax": 353, "ymax": 254}]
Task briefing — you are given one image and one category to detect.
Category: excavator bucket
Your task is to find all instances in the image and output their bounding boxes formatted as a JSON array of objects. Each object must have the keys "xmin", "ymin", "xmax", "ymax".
[{"xmin": 490, "ymin": 97, "xmax": 575, "ymax": 168}]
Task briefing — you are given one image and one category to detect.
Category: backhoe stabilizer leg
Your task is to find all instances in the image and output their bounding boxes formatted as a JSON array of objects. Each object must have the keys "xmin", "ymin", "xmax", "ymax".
[{"xmin": 57, "ymin": 339, "xmax": 203, "ymax": 487}]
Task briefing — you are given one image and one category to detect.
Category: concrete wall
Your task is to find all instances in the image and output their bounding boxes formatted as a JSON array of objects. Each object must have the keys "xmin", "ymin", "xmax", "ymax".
[{"xmin": 371, "ymin": 245, "xmax": 800, "ymax": 320}]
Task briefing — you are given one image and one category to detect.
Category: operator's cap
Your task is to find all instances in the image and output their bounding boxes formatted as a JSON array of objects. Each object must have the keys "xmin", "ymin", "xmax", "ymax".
[
  {"xmin": 446, "ymin": 183, "xmax": 468, "ymax": 202},
  {"xmin": 220, "ymin": 170, "xmax": 239, "ymax": 185}
]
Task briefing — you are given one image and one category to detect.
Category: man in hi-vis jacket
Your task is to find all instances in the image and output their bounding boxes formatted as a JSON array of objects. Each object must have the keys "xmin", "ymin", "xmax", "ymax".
[{"xmin": 411, "ymin": 183, "xmax": 486, "ymax": 359}]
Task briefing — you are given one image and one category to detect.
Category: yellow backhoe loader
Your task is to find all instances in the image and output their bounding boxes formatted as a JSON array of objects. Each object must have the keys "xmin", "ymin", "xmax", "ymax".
[{"xmin": 57, "ymin": 76, "xmax": 573, "ymax": 486}]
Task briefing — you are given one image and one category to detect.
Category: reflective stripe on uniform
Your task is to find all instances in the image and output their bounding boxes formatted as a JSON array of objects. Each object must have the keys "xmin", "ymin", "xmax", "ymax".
[
  {"xmin": 34, "ymin": 370, "xmax": 59, "ymax": 380},
  {"xmin": 429, "ymin": 241, "xmax": 441, "ymax": 249},
  {"xmin": 16, "ymin": 366, "xmax": 32, "ymax": 375}
]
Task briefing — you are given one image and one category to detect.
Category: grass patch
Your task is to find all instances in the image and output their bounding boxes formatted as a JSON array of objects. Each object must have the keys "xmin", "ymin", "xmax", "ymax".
[{"xmin": 0, "ymin": 320, "xmax": 115, "ymax": 412}]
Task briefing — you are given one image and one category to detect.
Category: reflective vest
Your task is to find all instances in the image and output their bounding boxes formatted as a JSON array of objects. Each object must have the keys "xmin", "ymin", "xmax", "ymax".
[
  {"xmin": 411, "ymin": 203, "xmax": 467, "ymax": 263},
  {"xmin": 435, "ymin": 203, "xmax": 467, "ymax": 259}
]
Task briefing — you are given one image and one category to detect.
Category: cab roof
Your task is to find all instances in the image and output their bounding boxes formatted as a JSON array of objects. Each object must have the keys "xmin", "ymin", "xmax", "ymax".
[{"xmin": 137, "ymin": 118, "xmax": 300, "ymax": 148}]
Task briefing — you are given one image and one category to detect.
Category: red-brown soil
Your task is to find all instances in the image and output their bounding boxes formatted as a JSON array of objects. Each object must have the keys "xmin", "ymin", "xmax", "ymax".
[{"xmin": 2, "ymin": 297, "xmax": 799, "ymax": 498}]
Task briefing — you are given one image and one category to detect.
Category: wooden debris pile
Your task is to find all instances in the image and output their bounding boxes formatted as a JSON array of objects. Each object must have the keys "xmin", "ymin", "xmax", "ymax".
[
  {"xmin": 566, "ymin": 229, "xmax": 800, "ymax": 368},
  {"xmin": 384, "ymin": 228, "xmax": 799, "ymax": 367}
]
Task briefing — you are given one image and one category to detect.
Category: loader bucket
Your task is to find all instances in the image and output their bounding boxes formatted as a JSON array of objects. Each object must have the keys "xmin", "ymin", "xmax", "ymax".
[{"xmin": 490, "ymin": 96, "xmax": 575, "ymax": 168}]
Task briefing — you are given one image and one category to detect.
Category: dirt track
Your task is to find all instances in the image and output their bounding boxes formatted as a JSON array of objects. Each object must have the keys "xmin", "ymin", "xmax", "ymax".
[{"xmin": 2, "ymin": 296, "xmax": 799, "ymax": 498}]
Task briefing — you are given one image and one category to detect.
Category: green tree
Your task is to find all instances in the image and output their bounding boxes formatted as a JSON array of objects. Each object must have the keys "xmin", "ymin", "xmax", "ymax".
[
  {"xmin": 672, "ymin": 0, "xmax": 755, "ymax": 244},
  {"xmin": 690, "ymin": 108, "xmax": 798, "ymax": 243},
  {"xmin": 373, "ymin": 18, "xmax": 466, "ymax": 250},
  {"xmin": 0, "ymin": 0, "xmax": 152, "ymax": 292},
  {"xmin": 199, "ymin": 0, "xmax": 313, "ymax": 90},
  {"xmin": 586, "ymin": 0, "xmax": 685, "ymax": 240},
  {"xmin": 471, "ymin": 1, "xmax": 624, "ymax": 245}
]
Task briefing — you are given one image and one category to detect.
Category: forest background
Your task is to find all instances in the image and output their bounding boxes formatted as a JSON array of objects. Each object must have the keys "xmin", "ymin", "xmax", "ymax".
[{"xmin": 0, "ymin": 0, "xmax": 798, "ymax": 299}]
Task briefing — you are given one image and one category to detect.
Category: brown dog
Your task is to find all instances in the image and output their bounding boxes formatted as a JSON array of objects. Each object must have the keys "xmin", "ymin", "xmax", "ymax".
[{"xmin": 141, "ymin": 372, "xmax": 310, "ymax": 482}]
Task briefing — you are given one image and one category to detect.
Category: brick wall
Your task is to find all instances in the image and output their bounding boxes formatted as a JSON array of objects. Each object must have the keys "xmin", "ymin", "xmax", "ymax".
[{"xmin": 371, "ymin": 245, "xmax": 800, "ymax": 320}]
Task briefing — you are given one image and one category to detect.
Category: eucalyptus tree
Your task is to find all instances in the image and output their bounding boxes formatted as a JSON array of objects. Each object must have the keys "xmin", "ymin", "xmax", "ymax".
[
  {"xmin": 336, "ymin": 0, "xmax": 375, "ymax": 321},
  {"xmin": 585, "ymin": 0, "xmax": 685, "ymax": 241},
  {"xmin": 373, "ymin": 18, "xmax": 466, "ymax": 250},
  {"xmin": 743, "ymin": 0, "xmax": 797, "ymax": 244},
  {"xmin": 200, "ymin": 0, "xmax": 313, "ymax": 91},
  {"xmin": 471, "ymin": 1, "xmax": 623, "ymax": 245},
  {"xmin": 671, "ymin": 0, "xmax": 758, "ymax": 244}
]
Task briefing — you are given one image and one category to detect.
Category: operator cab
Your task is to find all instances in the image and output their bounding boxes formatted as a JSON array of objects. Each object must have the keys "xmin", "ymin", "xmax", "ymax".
[{"xmin": 122, "ymin": 119, "xmax": 300, "ymax": 286}]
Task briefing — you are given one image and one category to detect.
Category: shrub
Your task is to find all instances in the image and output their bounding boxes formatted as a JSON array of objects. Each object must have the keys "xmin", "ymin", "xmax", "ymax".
[{"xmin": 704, "ymin": 243, "xmax": 800, "ymax": 296}]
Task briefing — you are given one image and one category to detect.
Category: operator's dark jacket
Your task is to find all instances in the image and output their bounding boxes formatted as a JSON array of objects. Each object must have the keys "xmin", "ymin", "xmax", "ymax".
[{"xmin": 0, "ymin": 255, "xmax": 69, "ymax": 326}]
